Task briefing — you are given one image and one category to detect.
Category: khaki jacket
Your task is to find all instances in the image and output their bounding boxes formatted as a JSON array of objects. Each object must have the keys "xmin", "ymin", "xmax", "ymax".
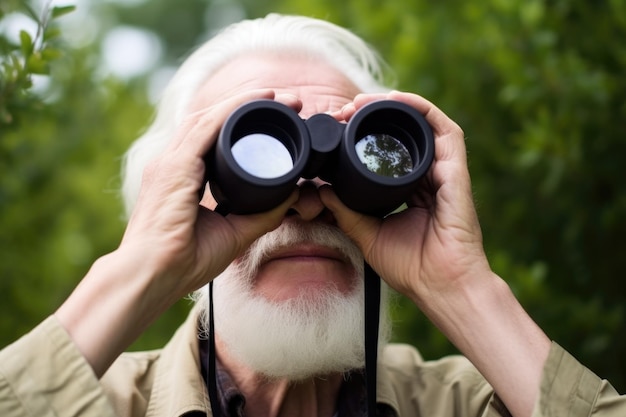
[{"xmin": 0, "ymin": 309, "xmax": 623, "ymax": 416}]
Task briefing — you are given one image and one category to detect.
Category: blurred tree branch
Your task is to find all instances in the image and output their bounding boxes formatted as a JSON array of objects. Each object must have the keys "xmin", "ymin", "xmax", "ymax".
[{"xmin": 0, "ymin": 0, "xmax": 75, "ymax": 125}]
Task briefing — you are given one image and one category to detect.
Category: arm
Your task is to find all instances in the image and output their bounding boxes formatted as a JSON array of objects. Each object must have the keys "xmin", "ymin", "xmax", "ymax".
[
  {"xmin": 0, "ymin": 316, "xmax": 118, "ymax": 417},
  {"xmin": 537, "ymin": 343, "xmax": 625, "ymax": 416},
  {"xmin": 54, "ymin": 89, "xmax": 300, "ymax": 377},
  {"xmin": 0, "ymin": 89, "xmax": 301, "ymax": 415},
  {"xmin": 322, "ymin": 91, "xmax": 550, "ymax": 417}
]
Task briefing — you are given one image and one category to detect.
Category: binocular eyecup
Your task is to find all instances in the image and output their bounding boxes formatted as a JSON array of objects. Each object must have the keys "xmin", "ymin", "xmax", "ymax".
[{"xmin": 204, "ymin": 99, "xmax": 434, "ymax": 217}]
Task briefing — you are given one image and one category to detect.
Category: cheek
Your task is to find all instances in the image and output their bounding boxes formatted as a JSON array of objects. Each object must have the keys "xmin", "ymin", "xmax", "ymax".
[{"xmin": 200, "ymin": 183, "xmax": 219, "ymax": 210}]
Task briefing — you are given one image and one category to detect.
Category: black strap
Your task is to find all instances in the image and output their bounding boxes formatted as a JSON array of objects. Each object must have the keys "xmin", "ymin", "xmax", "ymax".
[
  {"xmin": 207, "ymin": 280, "xmax": 223, "ymax": 417},
  {"xmin": 364, "ymin": 262, "xmax": 381, "ymax": 417}
]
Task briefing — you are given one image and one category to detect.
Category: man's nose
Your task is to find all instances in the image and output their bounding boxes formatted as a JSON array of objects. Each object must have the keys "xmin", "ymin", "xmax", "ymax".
[{"xmin": 288, "ymin": 179, "xmax": 329, "ymax": 222}]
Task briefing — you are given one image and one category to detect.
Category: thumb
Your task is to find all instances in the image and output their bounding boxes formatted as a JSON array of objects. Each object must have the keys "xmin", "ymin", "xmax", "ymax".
[
  {"xmin": 227, "ymin": 189, "xmax": 300, "ymax": 251},
  {"xmin": 318, "ymin": 184, "xmax": 380, "ymax": 258}
]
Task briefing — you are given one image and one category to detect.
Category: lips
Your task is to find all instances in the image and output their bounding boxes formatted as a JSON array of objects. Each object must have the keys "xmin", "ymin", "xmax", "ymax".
[{"xmin": 263, "ymin": 244, "xmax": 349, "ymax": 265}]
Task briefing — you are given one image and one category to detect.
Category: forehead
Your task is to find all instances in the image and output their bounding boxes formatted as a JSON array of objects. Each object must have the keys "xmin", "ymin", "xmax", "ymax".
[{"xmin": 190, "ymin": 52, "xmax": 362, "ymax": 117}]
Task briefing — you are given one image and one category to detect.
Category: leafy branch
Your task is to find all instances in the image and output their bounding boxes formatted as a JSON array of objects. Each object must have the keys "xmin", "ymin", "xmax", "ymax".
[{"xmin": 0, "ymin": 1, "xmax": 75, "ymax": 125}]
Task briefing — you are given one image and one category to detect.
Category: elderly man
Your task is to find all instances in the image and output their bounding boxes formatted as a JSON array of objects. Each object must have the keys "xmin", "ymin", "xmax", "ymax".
[{"xmin": 0, "ymin": 14, "xmax": 623, "ymax": 417}]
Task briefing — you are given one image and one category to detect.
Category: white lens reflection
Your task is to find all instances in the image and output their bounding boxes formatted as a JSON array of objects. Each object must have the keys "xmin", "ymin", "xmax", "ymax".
[
  {"xmin": 355, "ymin": 134, "xmax": 413, "ymax": 178},
  {"xmin": 232, "ymin": 134, "xmax": 293, "ymax": 179}
]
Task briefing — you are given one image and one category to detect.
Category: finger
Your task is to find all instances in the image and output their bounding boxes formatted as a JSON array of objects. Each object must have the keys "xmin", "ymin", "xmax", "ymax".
[
  {"xmin": 318, "ymin": 184, "xmax": 380, "ymax": 258},
  {"xmin": 183, "ymin": 91, "xmax": 302, "ymax": 160},
  {"xmin": 274, "ymin": 93, "xmax": 303, "ymax": 113},
  {"xmin": 168, "ymin": 88, "xmax": 276, "ymax": 157},
  {"xmin": 386, "ymin": 91, "xmax": 464, "ymax": 139},
  {"xmin": 352, "ymin": 92, "xmax": 389, "ymax": 109},
  {"xmin": 384, "ymin": 91, "xmax": 469, "ymax": 183},
  {"xmin": 194, "ymin": 189, "xmax": 300, "ymax": 274},
  {"xmin": 334, "ymin": 93, "xmax": 389, "ymax": 121},
  {"xmin": 227, "ymin": 189, "xmax": 300, "ymax": 252},
  {"xmin": 382, "ymin": 93, "xmax": 474, "ymax": 227}
]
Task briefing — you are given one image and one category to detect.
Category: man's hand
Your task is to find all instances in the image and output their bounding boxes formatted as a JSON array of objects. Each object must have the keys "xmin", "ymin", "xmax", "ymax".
[
  {"xmin": 323, "ymin": 90, "xmax": 489, "ymax": 303},
  {"xmin": 120, "ymin": 89, "xmax": 301, "ymax": 303},
  {"xmin": 322, "ymin": 91, "xmax": 551, "ymax": 417},
  {"xmin": 55, "ymin": 89, "xmax": 300, "ymax": 377}
]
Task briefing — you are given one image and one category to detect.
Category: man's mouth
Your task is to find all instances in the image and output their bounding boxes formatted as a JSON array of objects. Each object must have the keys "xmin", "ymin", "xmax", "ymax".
[{"xmin": 263, "ymin": 244, "xmax": 349, "ymax": 265}]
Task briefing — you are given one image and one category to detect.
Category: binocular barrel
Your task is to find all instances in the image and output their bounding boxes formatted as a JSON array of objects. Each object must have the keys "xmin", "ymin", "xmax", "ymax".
[{"xmin": 205, "ymin": 99, "xmax": 434, "ymax": 216}]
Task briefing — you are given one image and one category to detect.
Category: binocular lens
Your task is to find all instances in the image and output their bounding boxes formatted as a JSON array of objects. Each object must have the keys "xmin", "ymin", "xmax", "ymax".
[
  {"xmin": 231, "ymin": 133, "xmax": 293, "ymax": 179},
  {"xmin": 355, "ymin": 134, "xmax": 413, "ymax": 178}
]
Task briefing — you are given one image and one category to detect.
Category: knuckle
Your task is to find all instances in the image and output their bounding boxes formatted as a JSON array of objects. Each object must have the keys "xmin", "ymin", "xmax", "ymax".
[{"xmin": 452, "ymin": 123, "xmax": 465, "ymax": 138}]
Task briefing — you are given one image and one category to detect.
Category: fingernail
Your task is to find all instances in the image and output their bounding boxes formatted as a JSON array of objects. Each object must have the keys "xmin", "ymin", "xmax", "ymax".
[
  {"xmin": 275, "ymin": 93, "xmax": 299, "ymax": 101},
  {"xmin": 341, "ymin": 103, "xmax": 355, "ymax": 112}
]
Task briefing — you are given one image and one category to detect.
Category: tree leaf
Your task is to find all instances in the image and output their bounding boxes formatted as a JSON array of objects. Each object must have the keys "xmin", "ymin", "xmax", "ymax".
[
  {"xmin": 41, "ymin": 47, "xmax": 62, "ymax": 60},
  {"xmin": 51, "ymin": 5, "xmax": 77, "ymax": 19},
  {"xmin": 19, "ymin": 30, "xmax": 33, "ymax": 57},
  {"xmin": 26, "ymin": 53, "xmax": 49, "ymax": 75}
]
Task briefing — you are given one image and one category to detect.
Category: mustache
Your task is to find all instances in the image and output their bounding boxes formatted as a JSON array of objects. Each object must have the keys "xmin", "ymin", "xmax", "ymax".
[{"xmin": 235, "ymin": 220, "xmax": 364, "ymax": 286}]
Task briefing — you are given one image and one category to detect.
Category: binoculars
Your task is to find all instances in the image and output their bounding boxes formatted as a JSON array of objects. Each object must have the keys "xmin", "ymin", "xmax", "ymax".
[{"xmin": 204, "ymin": 99, "xmax": 434, "ymax": 216}]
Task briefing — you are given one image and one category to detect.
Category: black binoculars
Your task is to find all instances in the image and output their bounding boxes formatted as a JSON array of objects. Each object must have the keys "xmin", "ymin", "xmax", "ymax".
[{"xmin": 204, "ymin": 99, "xmax": 434, "ymax": 216}]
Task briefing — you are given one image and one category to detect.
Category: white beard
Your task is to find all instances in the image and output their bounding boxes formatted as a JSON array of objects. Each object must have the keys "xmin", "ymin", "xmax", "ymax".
[{"xmin": 199, "ymin": 220, "xmax": 391, "ymax": 381}]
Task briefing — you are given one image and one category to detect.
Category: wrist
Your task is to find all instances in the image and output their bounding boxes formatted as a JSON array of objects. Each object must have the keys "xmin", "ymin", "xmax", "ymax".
[
  {"xmin": 55, "ymin": 247, "xmax": 176, "ymax": 376},
  {"xmin": 410, "ymin": 270, "xmax": 550, "ymax": 417},
  {"xmin": 409, "ymin": 256, "xmax": 496, "ymax": 315}
]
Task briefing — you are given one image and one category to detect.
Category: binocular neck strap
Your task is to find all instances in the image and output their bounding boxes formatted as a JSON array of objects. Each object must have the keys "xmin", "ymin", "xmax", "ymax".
[
  {"xmin": 207, "ymin": 280, "xmax": 222, "ymax": 417},
  {"xmin": 364, "ymin": 262, "xmax": 381, "ymax": 417}
]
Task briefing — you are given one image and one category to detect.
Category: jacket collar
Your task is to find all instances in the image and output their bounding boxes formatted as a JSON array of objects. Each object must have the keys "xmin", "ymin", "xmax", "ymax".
[{"xmin": 146, "ymin": 306, "xmax": 211, "ymax": 416}]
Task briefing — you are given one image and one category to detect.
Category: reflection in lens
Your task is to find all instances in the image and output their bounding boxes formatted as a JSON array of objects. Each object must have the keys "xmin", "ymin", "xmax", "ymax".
[
  {"xmin": 232, "ymin": 134, "xmax": 293, "ymax": 179},
  {"xmin": 355, "ymin": 134, "xmax": 413, "ymax": 177}
]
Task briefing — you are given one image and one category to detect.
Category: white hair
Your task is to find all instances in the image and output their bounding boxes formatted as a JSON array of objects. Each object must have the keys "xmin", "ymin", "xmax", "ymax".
[{"xmin": 120, "ymin": 13, "xmax": 392, "ymax": 216}]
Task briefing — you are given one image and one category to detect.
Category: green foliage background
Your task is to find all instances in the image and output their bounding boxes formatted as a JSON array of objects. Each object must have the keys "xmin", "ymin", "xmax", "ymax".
[{"xmin": 2, "ymin": 0, "xmax": 625, "ymax": 391}]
